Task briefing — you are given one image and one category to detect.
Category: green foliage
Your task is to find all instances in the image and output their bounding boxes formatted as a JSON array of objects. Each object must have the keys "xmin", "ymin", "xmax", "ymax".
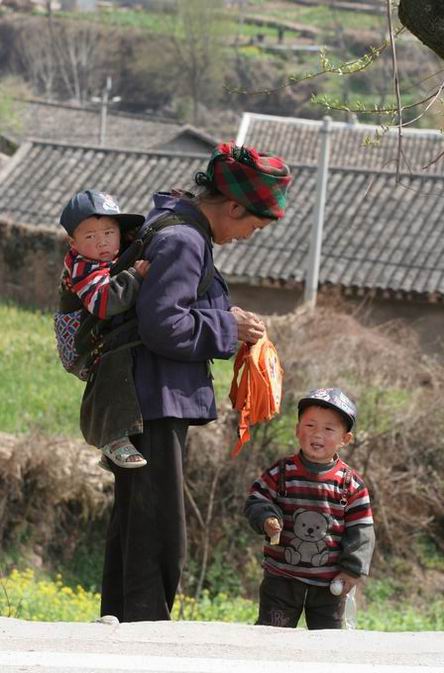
[
  {"xmin": 0, "ymin": 303, "xmax": 84, "ymax": 436},
  {"xmin": 247, "ymin": 0, "xmax": 383, "ymax": 32},
  {"xmin": 356, "ymin": 386, "xmax": 413, "ymax": 434},
  {"xmin": 204, "ymin": 549, "xmax": 244, "ymax": 596},
  {"xmin": 0, "ymin": 569, "xmax": 100, "ymax": 622},
  {"xmin": 1, "ymin": 569, "xmax": 443, "ymax": 630},
  {"xmin": 0, "ymin": 302, "xmax": 233, "ymax": 436},
  {"xmin": 359, "ymin": 597, "xmax": 444, "ymax": 631},
  {"xmin": 173, "ymin": 590, "xmax": 257, "ymax": 623},
  {"xmin": 416, "ymin": 537, "xmax": 444, "ymax": 572},
  {"xmin": 64, "ymin": 9, "xmax": 170, "ymax": 34},
  {"xmin": 363, "ymin": 577, "xmax": 403, "ymax": 603},
  {"xmin": 57, "ymin": 523, "xmax": 106, "ymax": 593}
]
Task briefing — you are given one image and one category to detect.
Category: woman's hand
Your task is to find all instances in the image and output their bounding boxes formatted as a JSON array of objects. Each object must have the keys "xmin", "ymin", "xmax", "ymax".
[{"xmin": 230, "ymin": 306, "xmax": 265, "ymax": 344}]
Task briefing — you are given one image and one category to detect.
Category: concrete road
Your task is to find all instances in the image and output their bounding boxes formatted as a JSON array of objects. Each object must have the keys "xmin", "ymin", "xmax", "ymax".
[{"xmin": 0, "ymin": 617, "xmax": 443, "ymax": 673}]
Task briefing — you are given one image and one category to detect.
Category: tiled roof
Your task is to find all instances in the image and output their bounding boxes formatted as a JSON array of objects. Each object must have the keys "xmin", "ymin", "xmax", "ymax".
[
  {"xmin": 237, "ymin": 113, "xmax": 444, "ymax": 175},
  {"xmin": 217, "ymin": 163, "xmax": 444, "ymax": 300},
  {"xmin": 0, "ymin": 139, "xmax": 443, "ymax": 301},
  {"xmin": 0, "ymin": 140, "xmax": 207, "ymax": 227},
  {"xmin": 9, "ymin": 99, "xmax": 217, "ymax": 153}
]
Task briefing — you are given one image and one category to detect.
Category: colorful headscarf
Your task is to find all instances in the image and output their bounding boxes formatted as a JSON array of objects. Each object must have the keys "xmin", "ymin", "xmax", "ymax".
[{"xmin": 195, "ymin": 142, "xmax": 292, "ymax": 219}]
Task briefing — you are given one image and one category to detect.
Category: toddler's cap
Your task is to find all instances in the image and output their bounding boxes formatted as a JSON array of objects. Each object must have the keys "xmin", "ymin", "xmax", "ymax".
[
  {"xmin": 60, "ymin": 190, "xmax": 145, "ymax": 236},
  {"xmin": 194, "ymin": 142, "xmax": 292, "ymax": 219},
  {"xmin": 298, "ymin": 387, "xmax": 357, "ymax": 431}
]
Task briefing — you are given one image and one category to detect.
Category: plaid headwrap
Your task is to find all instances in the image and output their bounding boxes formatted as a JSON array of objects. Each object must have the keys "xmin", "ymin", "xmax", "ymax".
[{"xmin": 195, "ymin": 142, "xmax": 291, "ymax": 219}]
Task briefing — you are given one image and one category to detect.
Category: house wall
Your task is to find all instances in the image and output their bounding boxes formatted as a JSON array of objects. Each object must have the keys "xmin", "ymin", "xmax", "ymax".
[
  {"xmin": 0, "ymin": 219, "xmax": 66, "ymax": 309},
  {"xmin": 228, "ymin": 282, "xmax": 444, "ymax": 358},
  {"xmin": 358, "ymin": 298, "xmax": 444, "ymax": 357}
]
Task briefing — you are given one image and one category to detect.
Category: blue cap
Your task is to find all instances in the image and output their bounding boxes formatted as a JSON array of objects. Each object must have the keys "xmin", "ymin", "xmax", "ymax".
[
  {"xmin": 60, "ymin": 190, "xmax": 145, "ymax": 236},
  {"xmin": 298, "ymin": 388, "xmax": 357, "ymax": 431}
]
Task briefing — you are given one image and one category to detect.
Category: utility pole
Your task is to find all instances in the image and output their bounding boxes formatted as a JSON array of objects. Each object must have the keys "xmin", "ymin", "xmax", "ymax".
[
  {"xmin": 304, "ymin": 116, "xmax": 332, "ymax": 308},
  {"xmin": 91, "ymin": 76, "xmax": 121, "ymax": 147}
]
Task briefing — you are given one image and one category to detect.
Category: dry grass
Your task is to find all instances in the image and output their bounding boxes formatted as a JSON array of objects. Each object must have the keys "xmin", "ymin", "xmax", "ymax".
[{"xmin": 0, "ymin": 433, "xmax": 113, "ymax": 570}]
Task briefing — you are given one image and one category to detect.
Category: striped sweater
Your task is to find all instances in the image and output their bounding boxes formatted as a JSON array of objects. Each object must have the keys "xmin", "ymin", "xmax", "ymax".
[
  {"xmin": 63, "ymin": 249, "xmax": 141, "ymax": 320},
  {"xmin": 244, "ymin": 451, "xmax": 375, "ymax": 587}
]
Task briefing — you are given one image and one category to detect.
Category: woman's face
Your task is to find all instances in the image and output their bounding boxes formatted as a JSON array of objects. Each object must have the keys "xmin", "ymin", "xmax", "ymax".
[{"xmin": 209, "ymin": 201, "xmax": 272, "ymax": 245}]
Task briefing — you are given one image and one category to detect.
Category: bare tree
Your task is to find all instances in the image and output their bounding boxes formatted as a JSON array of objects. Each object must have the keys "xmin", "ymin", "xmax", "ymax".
[
  {"xmin": 14, "ymin": 17, "xmax": 108, "ymax": 104},
  {"xmin": 167, "ymin": 0, "xmax": 228, "ymax": 125},
  {"xmin": 53, "ymin": 21, "xmax": 106, "ymax": 105},
  {"xmin": 17, "ymin": 20, "xmax": 56, "ymax": 100}
]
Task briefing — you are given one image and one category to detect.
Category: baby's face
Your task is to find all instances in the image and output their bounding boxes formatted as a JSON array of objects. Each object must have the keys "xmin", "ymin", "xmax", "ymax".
[
  {"xmin": 69, "ymin": 216, "xmax": 121, "ymax": 262},
  {"xmin": 296, "ymin": 405, "xmax": 352, "ymax": 464}
]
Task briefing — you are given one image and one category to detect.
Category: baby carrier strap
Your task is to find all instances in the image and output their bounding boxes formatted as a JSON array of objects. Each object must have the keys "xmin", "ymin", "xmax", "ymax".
[
  {"xmin": 58, "ymin": 282, "xmax": 84, "ymax": 314},
  {"xmin": 91, "ymin": 210, "xmax": 214, "ymax": 305},
  {"xmin": 111, "ymin": 209, "xmax": 213, "ymax": 280}
]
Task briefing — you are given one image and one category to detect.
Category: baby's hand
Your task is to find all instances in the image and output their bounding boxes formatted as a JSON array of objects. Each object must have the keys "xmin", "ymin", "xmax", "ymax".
[
  {"xmin": 264, "ymin": 517, "xmax": 282, "ymax": 544},
  {"xmin": 134, "ymin": 259, "xmax": 150, "ymax": 278}
]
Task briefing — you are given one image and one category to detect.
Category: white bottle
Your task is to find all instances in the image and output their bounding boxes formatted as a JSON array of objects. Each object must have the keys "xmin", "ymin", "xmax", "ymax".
[{"xmin": 344, "ymin": 586, "xmax": 357, "ymax": 629}]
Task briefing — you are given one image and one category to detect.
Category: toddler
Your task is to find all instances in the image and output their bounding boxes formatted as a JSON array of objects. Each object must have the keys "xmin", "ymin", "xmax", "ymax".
[
  {"xmin": 245, "ymin": 387, "xmax": 375, "ymax": 629},
  {"xmin": 59, "ymin": 189, "xmax": 149, "ymax": 470}
]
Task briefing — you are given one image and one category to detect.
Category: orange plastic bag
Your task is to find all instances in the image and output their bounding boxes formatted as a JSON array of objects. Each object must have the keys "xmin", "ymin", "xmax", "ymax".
[{"xmin": 229, "ymin": 333, "xmax": 283, "ymax": 457}]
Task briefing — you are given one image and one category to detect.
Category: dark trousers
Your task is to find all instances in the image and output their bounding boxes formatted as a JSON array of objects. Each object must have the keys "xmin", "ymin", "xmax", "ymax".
[
  {"xmin": 257, "ymin": 573, "xmax": 346, "ymax": 630},
  {"xmin": 100, "ymin": 418, "xmax": 189, "ymax": 622}
]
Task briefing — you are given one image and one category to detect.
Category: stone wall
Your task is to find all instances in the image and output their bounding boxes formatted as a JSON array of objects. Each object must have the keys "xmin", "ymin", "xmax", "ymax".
[{"xmin": 0, "ymin": 219, "xmax": 66, "ymax": 310}]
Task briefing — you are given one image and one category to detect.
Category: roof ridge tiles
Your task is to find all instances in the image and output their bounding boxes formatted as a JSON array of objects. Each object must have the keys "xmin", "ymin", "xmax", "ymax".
[
  {"xmin": 23, "ymin": 137, "xmax": 210, "ymax": 160},
  {"xmin": 16, "ymin": 97, "xmax": 180, "ymax": 125},
  {"xmin": 242, "ymin": 111, "xmax": 443, "ymax": 136}
]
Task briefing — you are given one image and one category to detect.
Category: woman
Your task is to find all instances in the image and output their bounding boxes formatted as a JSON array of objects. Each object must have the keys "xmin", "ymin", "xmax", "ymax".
[{"xmin": 100, "ymin": 142, "xmax": 292, "ymax": 622}]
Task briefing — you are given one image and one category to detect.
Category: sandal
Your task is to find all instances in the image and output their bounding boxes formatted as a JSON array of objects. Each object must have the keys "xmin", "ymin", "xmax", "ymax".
[
  {"xmin": 97, "ymin": 455, "xmax": 113, "ymax": 473},
  {"xmin": 101, "ymin": 439, "xmax": 147, "ymax": 469}
]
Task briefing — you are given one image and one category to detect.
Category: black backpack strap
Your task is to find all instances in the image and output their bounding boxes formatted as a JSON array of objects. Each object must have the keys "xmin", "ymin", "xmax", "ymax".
[
  {"xmin": 197, "ymin": 266, "xmax": 215, "ymax": 297},
  {"xmin": 110, "ymin": 211, "xmax": 175, "ymax": 277}
]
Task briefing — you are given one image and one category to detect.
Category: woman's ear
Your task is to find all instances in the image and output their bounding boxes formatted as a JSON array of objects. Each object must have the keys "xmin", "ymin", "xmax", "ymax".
[{"xmin": 226, "ymin": 200, "xmax": 247, "ymax": 220}]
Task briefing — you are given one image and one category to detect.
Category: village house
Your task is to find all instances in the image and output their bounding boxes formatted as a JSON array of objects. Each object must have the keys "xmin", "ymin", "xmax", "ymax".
[
  {"xmin": 0, "ymin": 99, "xmax": 217, "ymax": 157},
  {"xmin": 0, "ymin": 131, "xmax": 443, "ymax": 356},
  {"xmin": 236, "ymin": 112, "xmax": 444, "ymax": 175}
]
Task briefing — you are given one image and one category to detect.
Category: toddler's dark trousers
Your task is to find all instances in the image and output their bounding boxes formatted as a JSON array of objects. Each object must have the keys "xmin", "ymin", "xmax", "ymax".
[
  {"xmin": 100, "ymin": 418, "xmax": 189, "ymax": 622},
  {"xmin": 257, "ymin": 573, "xmax": 346, "ymax": 629}
]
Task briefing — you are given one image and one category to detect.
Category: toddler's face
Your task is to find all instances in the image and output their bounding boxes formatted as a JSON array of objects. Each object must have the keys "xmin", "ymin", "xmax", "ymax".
[
  {"xmin": 296, "ymin": 405, "xmax": 352, "ymax": 464},
  {"xmin": 69, "ymin": 216, "xmax": 121, "ymax": 262}
]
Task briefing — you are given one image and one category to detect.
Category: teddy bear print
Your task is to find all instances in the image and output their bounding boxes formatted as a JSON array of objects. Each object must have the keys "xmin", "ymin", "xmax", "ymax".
[{"xmin": 284, "ymin": 509, "xmax": 331, "ymax": 567}]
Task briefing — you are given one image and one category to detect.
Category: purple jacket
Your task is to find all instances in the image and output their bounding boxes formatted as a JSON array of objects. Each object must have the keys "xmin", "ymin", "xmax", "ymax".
[{"xmin": 133, "ymin": 192, "xmax": 238, "ymax": 422}]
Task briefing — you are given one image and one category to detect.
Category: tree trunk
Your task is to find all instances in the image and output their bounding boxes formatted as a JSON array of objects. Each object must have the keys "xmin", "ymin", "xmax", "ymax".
[{"xmin": 399, "ymin": 0, "xmax": 444, "ymax": 60}]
